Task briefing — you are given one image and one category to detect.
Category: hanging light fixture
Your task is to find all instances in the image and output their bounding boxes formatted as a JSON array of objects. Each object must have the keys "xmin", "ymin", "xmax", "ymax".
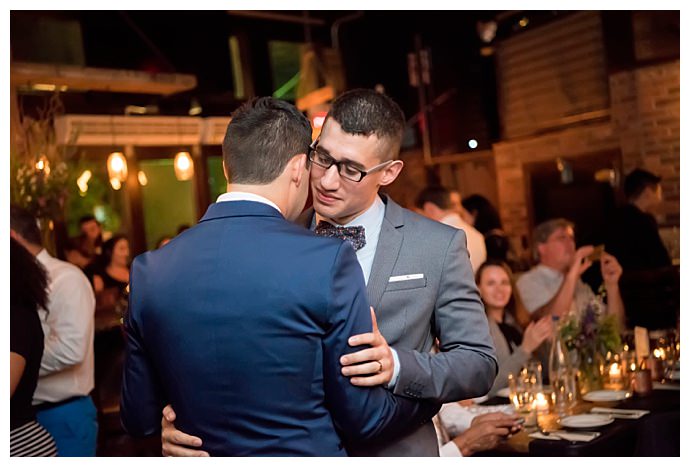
[
  {"xmin": 138, "ymin": 170, "xmax": 148, "ymax": 186},
  {"xmin": 174, "ymin": 151, "xmax": 194, "ymax": 181},
  {"xmin": 107, "ymin": 151, "xmax": 128, "ymax": 183},
  {"xmin": 77, "ymin": 170, "xmax": 92, "ymax": 195}
]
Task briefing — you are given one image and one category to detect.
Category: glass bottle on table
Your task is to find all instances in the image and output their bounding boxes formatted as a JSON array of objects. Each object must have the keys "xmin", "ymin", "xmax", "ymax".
[{"xmin": 548, "ymin": 315, "xmax": 576, "ymax": 415}]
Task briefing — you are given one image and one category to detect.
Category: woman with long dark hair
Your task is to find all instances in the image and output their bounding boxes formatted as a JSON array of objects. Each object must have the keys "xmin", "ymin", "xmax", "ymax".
[
  {"xmin": 92, "ymin": 234, "xmax": 130, "ymax": 296},
  {"xmin": 10, "ymin": 238, "xmax": 58, "ymax": 456},
  {"xmin": 461, "ymin": 194, "xmax": 511, "ymax": 263}
]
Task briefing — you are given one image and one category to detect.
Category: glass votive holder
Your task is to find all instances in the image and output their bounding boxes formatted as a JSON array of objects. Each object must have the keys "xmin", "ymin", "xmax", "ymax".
[
  {"xmin": 605, "ymin": 361, "xmax": 624, "ymax": 390},
  {"xmin": 532, "ymin": 391, "xmax": 550, "ymax": 414}
]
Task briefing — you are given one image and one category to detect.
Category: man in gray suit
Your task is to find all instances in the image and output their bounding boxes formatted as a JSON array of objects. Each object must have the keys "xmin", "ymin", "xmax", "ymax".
[{"xmin": 160, "ymin": 89, "xmax": 497, "ymax": 456}]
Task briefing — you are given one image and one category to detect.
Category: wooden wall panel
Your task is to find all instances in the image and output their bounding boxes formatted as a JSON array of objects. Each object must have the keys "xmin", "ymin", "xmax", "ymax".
[{"xmin": 496, "ymin": 11, "xmax": 609, "ymax": 139}]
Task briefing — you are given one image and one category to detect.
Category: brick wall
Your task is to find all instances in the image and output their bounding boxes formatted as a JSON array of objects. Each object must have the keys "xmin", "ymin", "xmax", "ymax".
[
  {"xmin": 610, "ymin": 60, "xmax": 680, "ymax": 225},
  {"xmin": 494, "ymin": 59, "xmax": 680, "ymax": 257}
]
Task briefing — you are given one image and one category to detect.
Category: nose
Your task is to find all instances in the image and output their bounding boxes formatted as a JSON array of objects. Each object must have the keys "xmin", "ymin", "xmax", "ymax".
[{"xmin": 319, "ymin": 164, "xmax": 341, "ymax": 191}]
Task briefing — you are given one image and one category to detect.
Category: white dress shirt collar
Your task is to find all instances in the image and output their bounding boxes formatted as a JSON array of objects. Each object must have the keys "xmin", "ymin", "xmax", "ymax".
[{"xmin": 216, "ymin": 191, "xmax": 282, "ymax": 215}]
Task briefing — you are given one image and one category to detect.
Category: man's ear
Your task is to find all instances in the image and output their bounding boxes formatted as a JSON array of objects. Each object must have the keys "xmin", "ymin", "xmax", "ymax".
[
  {"xmin": 378, "ymin": 160, "xmax": 404, "ymax": 186},
  {"xmin": 290, "ymin": 153, "xmax": 308, "ymax": 186}
]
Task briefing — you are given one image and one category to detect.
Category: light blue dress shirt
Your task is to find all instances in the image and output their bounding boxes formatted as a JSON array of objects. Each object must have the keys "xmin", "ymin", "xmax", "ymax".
[{"xmin": 314, "ymin": 195, "xmax": 400, "ymax": 387}]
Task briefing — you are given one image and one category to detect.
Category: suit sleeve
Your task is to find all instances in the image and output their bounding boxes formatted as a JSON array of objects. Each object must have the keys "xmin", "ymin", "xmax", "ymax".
[
  {"xmin": 392, "ymin": 229, "xmax": 498, "ymax": 402},
  {"xmin": 322, "ymin": 243, "xmax": 440, "ymax": 444},
  {"xmin": 120, "ymin": 256, "xmax": 166, "ymax": 436}
]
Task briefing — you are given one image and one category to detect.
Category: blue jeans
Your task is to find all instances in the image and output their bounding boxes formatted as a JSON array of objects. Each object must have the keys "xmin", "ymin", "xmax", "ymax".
[{"xmin": 35, "ymin": 396, "xmax": 98, "ymax": 457}]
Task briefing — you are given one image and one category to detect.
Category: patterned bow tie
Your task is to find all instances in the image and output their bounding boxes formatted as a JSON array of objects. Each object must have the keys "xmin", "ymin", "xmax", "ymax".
[{"xmin": 314, "ymin": 221, "xmax": 366, "ymax": 251}]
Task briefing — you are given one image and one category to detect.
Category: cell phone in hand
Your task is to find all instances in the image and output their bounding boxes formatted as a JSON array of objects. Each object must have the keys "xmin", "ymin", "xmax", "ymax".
[{"xmin": 588, "ymin": 244, "xmax": 605, "ymax": 262}]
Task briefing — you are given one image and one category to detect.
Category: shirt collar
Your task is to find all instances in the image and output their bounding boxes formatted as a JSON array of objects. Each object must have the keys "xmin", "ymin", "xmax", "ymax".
[
  {"xmin": 315, "ymin": 195, "xmax": 385, "ymax": 230},
  {"xmin": 536, "ymin": 263, "xmax": 564, "ymax": 280},
  {"xmin": 216, "ymin": 191, "xmax": 282, "ymax": 215},
  {"xmin": 36, "ymin": 248, "xmax": 51, "ymax": 262}
]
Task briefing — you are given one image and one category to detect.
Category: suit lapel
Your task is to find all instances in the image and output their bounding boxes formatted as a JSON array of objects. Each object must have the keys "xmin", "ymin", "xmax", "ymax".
[{"xmin": 366, "ymin": 195, "xmax": 404, "ymax": 311}]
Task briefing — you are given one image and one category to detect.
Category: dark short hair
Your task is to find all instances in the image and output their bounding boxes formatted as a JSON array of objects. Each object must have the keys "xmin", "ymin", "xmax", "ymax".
[
  {"xmin": 222, "ymin": 97, "xmax": 312, "ymax": 185},
  {"xmin": 79, "ymin": 215, "xmax": 99, "ymax": 226},
  {"xmin": 624, "ymin": 168, "xmax": 661, "ymax": 200},
  {"xmin": 10, "ymin": 205, "xmax": 42, "ymax": 246},
  {"xmin": 326, "ymin": 89, "xmax": 405, "ymax": 161},
  {"xmin": 415, "ymin": 186, "xmax": 450, "ymax": 210}
]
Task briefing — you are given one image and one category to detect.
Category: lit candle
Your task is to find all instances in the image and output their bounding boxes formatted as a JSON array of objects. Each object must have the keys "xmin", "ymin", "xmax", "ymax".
[
  {"xmin": 609, "ymin": 362, "xmax": 622, "ymax": 383},
  {"xmin": 653, "ymin": 348, "xmax": 665, "ymax": 360},
  {"xmin": 533, "ymin": 392, "xmax": 549, "ymax": 413},
  {"xmin": 511, "ymin": 394, "xmax": 520, "ymax": 410}
]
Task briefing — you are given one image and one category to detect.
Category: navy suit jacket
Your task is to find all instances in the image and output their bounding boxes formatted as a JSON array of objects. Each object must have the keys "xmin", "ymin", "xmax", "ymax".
[{"xmin": 121, "ymin": 201, "xmax": 438, "ymax": 456}]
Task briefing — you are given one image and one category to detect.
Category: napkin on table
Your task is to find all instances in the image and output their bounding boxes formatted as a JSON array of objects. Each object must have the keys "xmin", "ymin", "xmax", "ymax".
[
  {"xmin": 529, "ymin": 431, "xmax": 600, "ymax": 442},
  {"xmin": 590, "ymin": 407, "xmax": 649, "ymax": 419}
]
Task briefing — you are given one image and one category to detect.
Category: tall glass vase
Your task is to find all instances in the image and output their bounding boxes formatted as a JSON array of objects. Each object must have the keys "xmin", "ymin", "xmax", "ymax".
[{"xmin": 577, "ymin": 351, "xmax": 605, "ymax": 396}]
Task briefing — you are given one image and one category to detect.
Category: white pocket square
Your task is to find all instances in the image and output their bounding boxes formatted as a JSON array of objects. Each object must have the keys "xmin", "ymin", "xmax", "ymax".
[{"xmin": 389, "ymin": 274, "xmax": 424, "ymax": 283}]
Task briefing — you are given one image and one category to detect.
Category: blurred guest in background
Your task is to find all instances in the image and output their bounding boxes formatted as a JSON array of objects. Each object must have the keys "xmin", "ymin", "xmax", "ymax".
[
  {"xmin": 90, "ymin": 235, "xmax": 131, "ymax": 416},
  {"xmin": 416, "ymin": 185, "xmax": 486, "ymax": 272},
  {"xmin": 476, "ymin": 260, "xmax": 552, "ymax": 395},
  {"xmin": 10, "ymin": 238, "xmax": 58, "ymax": 457},
  {"xmin": 606, "ymin": 169, "xmax": 670, "ymax": 268},
  {"xmin": 92, "ymin": 235, "xmax": 130, "ymax": 297},
  {"xmin": 461, "ymin": 194, "xmax": 514, "ymax": 265},
  {"xmin": 10, "ymin": 206, "xmax": 97, "ymax": 456},
  {"xmin": 448, "ymin": 189, "xmax": 475, "ymax": 225},
  {"xmin": 156, "ymin": 236, "xmax": 172, "ymax": 249},
  {"xmin": 66, "ymin": 215, "xmax": 103, "ymax": 271},
  {"xmin": 605, "ymin": 169, "xmax": 679, "ymax": 330},
  {"xmin": 516, "ymin": 218, "xmax": 624, "ymax": 327}
]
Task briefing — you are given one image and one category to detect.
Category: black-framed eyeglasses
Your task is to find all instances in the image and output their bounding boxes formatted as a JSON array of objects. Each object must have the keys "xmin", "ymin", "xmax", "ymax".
[{"xmin": 307, "ymin": 139, "xmax": 394, "ymax": 182}]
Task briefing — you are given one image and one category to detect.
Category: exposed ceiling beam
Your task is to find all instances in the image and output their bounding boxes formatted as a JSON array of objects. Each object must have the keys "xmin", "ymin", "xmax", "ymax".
[
  {"xmin": 227, "ymin": 10, "xmax": 325, "ymax": 26},
  {"xmin": 10, "ymin": 62, "xmax": 197, "ymax": 96}
]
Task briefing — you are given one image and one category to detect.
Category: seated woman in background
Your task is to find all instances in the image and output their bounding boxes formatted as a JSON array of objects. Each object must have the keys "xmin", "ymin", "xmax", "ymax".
[
  {"xmin": 476, "ymin": 260, "xmax": 553, "ymax": 396},
  {"xmin": 10, "ymin": 238, "xmax": 57, "ymax": 457}
]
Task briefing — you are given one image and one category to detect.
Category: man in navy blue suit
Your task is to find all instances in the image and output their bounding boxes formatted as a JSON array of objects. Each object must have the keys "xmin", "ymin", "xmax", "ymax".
[{"xmin": 120, "ymin": 97, "xmax": 438, "ymax": 456}]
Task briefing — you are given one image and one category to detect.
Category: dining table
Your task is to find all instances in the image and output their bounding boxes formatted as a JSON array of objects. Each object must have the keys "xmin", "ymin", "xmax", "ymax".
[{"xmin": 479, "ymin": 384, "xmax": 680, "ymax": 456}]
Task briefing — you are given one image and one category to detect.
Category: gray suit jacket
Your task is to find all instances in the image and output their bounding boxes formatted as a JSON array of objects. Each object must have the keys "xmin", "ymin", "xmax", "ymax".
[{"xmin": 301, "ymin": 194, "xmax": 498, "ymax": 456}]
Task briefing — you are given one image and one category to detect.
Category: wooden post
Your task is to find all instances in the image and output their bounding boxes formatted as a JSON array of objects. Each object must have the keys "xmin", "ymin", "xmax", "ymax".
[
  {"xmin": 191, "ymin": 144, "xmax": 210, "ymax": 221},
  {"xmin": 124, "ymin": 145, "xmax": 147, "ymax": 255}
]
